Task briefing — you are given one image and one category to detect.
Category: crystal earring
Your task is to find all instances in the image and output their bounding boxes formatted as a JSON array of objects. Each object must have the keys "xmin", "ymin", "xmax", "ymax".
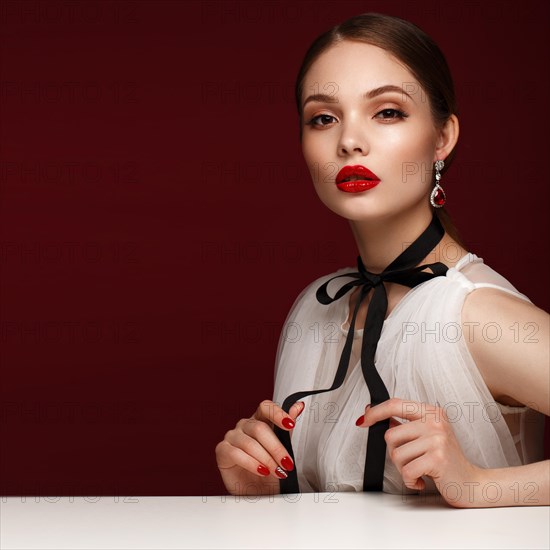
[{"xmin": 430, "ymin": 159, "xmax": 446, "ymax": 208}]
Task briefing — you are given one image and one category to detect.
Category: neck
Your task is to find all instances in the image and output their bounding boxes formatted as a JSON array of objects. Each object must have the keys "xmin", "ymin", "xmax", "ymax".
[{"xmin": 348, "ymin": 207, "xmax": 454, "ymax": 273}]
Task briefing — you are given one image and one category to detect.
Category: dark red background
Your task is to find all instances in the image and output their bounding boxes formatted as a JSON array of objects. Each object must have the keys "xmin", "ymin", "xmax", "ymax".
[{"xmin": 0, "ymin": 0, "xmax": 548, "ymax": 496}]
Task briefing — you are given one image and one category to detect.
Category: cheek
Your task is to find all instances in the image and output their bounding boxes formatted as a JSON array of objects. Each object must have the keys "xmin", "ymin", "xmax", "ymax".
[
  {"xmin": 361, "ymin": 131, "xmax": 426, "ymax": 198},
  {"xmin": 301, "ymin": 139, "xmax": 313, "ymax": 172},
  {"xmin": 385, "ymin": 123, "xmax": 434, "ymax": 157},
  {"xmin": 302, "ymin": 138, "xmax": 326, "ymax": 180},
  {"xmin": 385, "ymin": 126, "xmax": 436, "ymax": 182}
]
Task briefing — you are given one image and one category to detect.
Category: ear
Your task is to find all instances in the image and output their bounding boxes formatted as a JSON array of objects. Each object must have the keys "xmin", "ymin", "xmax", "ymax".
[{"xmin": 433, "ymin": 114, "xmax": 459, "ymax": 162}]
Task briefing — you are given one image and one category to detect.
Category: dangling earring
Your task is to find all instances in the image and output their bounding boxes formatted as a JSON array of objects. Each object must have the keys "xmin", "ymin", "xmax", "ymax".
[{"xmin": 430, "ymin": 159, "xmax": 446, "ymax": 208}]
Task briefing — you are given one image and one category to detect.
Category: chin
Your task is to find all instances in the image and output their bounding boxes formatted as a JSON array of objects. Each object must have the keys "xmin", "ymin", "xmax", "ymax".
[
  {"xmin": 319, "ymin": 185, "xmax": 425, "ymax": 220},
  {"xmin": 318, "ymin": 198, "xmax": 393, "ymax": 222}
]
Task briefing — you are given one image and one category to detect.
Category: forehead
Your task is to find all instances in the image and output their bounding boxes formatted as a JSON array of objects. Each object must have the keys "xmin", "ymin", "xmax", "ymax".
[{"xmin": 302, "ymin": 40, "xmax": 421, "ymax": 104}]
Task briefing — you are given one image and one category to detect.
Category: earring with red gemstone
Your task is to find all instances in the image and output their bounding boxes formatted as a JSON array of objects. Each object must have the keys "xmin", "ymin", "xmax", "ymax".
[{"xmin": 430, "ymin": 159, "xmax": 446, "ymax": 208}]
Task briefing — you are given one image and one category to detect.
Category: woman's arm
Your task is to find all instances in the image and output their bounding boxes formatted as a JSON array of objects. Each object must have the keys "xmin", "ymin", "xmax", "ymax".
[
  {"xmin": 358, "ymin": 399, "xmax": 550, "ymax": 508},
  {"xmin": 460, "ymin": 287, "xmax": 549, "ymax": 416},
  {"xmin": 469, "ymin": 459, "xmax": 549, "ymax": 507},
  {"xmin": 459, "ymin": 287, "xmax": 550, "ymax": 507},
  {"xmin": 356, "ymin": 289, "xmax": 549, "ymax": 508}
]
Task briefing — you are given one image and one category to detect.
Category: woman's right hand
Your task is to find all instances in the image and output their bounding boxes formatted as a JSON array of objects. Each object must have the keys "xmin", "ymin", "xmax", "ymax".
[{"xmin": 215, "ymin": 399, "xmax": 305, "ymax": 496}]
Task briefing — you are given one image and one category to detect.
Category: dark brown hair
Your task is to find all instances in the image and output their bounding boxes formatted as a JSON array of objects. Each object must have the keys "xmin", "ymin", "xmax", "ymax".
[{"xmin": 295, "ymin": 12, "xmax": 466, "ymax": 249}]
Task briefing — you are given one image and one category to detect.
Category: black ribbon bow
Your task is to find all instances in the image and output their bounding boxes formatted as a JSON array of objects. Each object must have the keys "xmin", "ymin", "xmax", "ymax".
[{"xmin": 273, "ymin": 212, "xmax": 449, "ymax": 493}]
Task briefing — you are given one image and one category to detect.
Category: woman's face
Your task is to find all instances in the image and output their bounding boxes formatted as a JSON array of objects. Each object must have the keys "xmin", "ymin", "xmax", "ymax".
[{"xmin": 301, "ymin": 40, "xmax": 442, "ymax": 221}]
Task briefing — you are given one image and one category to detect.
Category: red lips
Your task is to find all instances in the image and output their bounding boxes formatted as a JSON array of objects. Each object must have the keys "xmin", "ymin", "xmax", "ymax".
[
  {"xmin": 335, "ymin": 165, "xmax": 381, "ymax": 193},
  {"xmin": 335, "ymin": 165, "xmax": 380, "ymax": 184}
]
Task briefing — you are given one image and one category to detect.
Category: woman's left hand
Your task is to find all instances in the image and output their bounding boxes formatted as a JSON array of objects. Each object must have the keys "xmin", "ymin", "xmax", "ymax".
[{"xmin": 356, "ymin": 397, "xmax": 483, "ymax": 508}]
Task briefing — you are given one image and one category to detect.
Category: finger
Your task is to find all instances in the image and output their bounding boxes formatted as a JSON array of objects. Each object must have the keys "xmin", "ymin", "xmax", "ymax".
[
  {"xmin": 231, "ymin": 422, "xmax": 295, "ymax": 478},
  {"xmin": 386, "ymin": 437, "xmax": 426, "ymax": 476},
  {"xmin": 386, "ymin": 417, "xmax": 424, "ymax": 444},
  {"xmin": 216, "ymin": 439, "xmax": 277, "ymax": 479},
  {"xmin": 290, "ymin": 401, "xmax": 306, "ymax": 419},
  {"xmin": 362, "ymin": 398, "xmax": 440, "ymax": 426},
  {"xmin": 358, "ymin": 416, "xmax": 401, "ymax": 429},
  {"xmin": 399, "ymin": 454, "xmax": 431, "ymax": 491},
  {"xmin": 389, "ymin": 417, "xmax": 402, "ymax": 429},
  {"xmin": 403, "ymin": 474, "xmax": 425, "ymax": 492},
  {"xmin": 253, "ymin": 399, "xmax": 304, "ymax": 431}
]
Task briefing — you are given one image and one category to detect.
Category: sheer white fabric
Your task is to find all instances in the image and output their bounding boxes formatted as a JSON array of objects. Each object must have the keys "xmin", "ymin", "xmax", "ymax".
[{"xmin": 272, "ymin": 252, "xmax": 546, "ymax": 494}]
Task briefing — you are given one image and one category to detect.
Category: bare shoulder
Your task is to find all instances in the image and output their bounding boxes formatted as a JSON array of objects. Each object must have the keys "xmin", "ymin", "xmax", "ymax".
[
  {"xmin": 460, "ymin": 287, "xmax": 550, "ymax": 412},
  {"xmin": 461, "ymin": 286, "xmax": 548, "ymax": 329},
  {"xmin": 462, "ymin": 287, "xmax": 548, "ymax": 320}
]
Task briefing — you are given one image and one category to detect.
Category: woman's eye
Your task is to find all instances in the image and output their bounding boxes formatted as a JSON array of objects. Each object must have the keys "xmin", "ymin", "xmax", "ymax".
[
  {"xmin": 305, "ymin": 109, "xmax": 408, "ymax": 128},
  {"xmin": 305, "ymin": 114, "xmax": 336, "ymax": 127},
  {"xmin": 374, "ymin": 108, "xmax": 408, "ymax": 120}
]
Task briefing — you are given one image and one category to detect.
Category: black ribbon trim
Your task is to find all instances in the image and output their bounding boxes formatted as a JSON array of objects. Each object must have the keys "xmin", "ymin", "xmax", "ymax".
[{"xmin": 273, "ymin": 212, "xmax": 449, "ymax": 494}]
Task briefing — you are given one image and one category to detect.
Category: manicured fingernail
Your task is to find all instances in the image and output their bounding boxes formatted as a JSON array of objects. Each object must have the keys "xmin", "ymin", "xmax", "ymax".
[
  {"xmin": 275, "ymin": 466, "xmax": 288, "ymax": 479},
  {"xmin": 282, "ymin": 417, "xmax": 295, "ymax": 429},
  {"xmin": 257, "ymin": 464, "xmax": 270, "ymax": 476},
  {"xmin": 281, "ymin": 456, "xmax": 294, "ymax": 471}
]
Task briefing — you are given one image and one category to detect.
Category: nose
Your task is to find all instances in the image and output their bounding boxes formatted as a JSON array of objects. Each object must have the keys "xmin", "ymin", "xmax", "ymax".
[{"xmin": 337, "ymin": 120, "xmax": 369, "ymax": 157}]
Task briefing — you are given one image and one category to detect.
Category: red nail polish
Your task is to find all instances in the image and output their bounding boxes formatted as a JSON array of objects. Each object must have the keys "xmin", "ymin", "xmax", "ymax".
[
  {"xmin": 281, "ymin": 456, "xmax": 294, "ymax": 471},
  {"xmin": 355, "ymin": 415, "xmax": 365, "ymax": 426},
  {"xmin": 275, "ymin": 467, "xmax": 288, "ymax": 479},
  {"xmin": 257, "ymin": 464, "xmax": 270, "ymax": 476},
  {"xmin": 282, "ymin": 417, "xmax": 295, "ymax": 429}
]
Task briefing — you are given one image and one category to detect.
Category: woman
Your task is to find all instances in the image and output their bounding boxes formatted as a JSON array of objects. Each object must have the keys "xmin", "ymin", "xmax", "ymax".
[{"xmin": 215, "ymin": 13, "xmax": 549, "ymax": 508}]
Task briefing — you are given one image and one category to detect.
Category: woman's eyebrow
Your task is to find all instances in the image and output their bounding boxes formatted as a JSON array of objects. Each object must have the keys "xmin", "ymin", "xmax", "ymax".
[{"xmin": 302, "ymin": 84, "xmax": 415, "ymax": 108}]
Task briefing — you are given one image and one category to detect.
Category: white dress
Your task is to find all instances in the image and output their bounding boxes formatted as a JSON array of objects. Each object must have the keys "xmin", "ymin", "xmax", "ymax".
[{"xmin": 272, "ymin": 252, "xmax": 546, "ymax": 494}]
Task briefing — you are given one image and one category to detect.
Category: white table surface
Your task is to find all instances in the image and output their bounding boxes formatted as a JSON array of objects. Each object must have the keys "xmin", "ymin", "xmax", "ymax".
[{"xmin": 1, "ymin": 491, "xmax": 549, "ymax": 549}]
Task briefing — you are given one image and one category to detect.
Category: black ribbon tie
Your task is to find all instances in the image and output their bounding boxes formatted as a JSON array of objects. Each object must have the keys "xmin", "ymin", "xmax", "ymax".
[{"xmin": 273, "ymin": 212, "xmax": 449, "ymax": 493}]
